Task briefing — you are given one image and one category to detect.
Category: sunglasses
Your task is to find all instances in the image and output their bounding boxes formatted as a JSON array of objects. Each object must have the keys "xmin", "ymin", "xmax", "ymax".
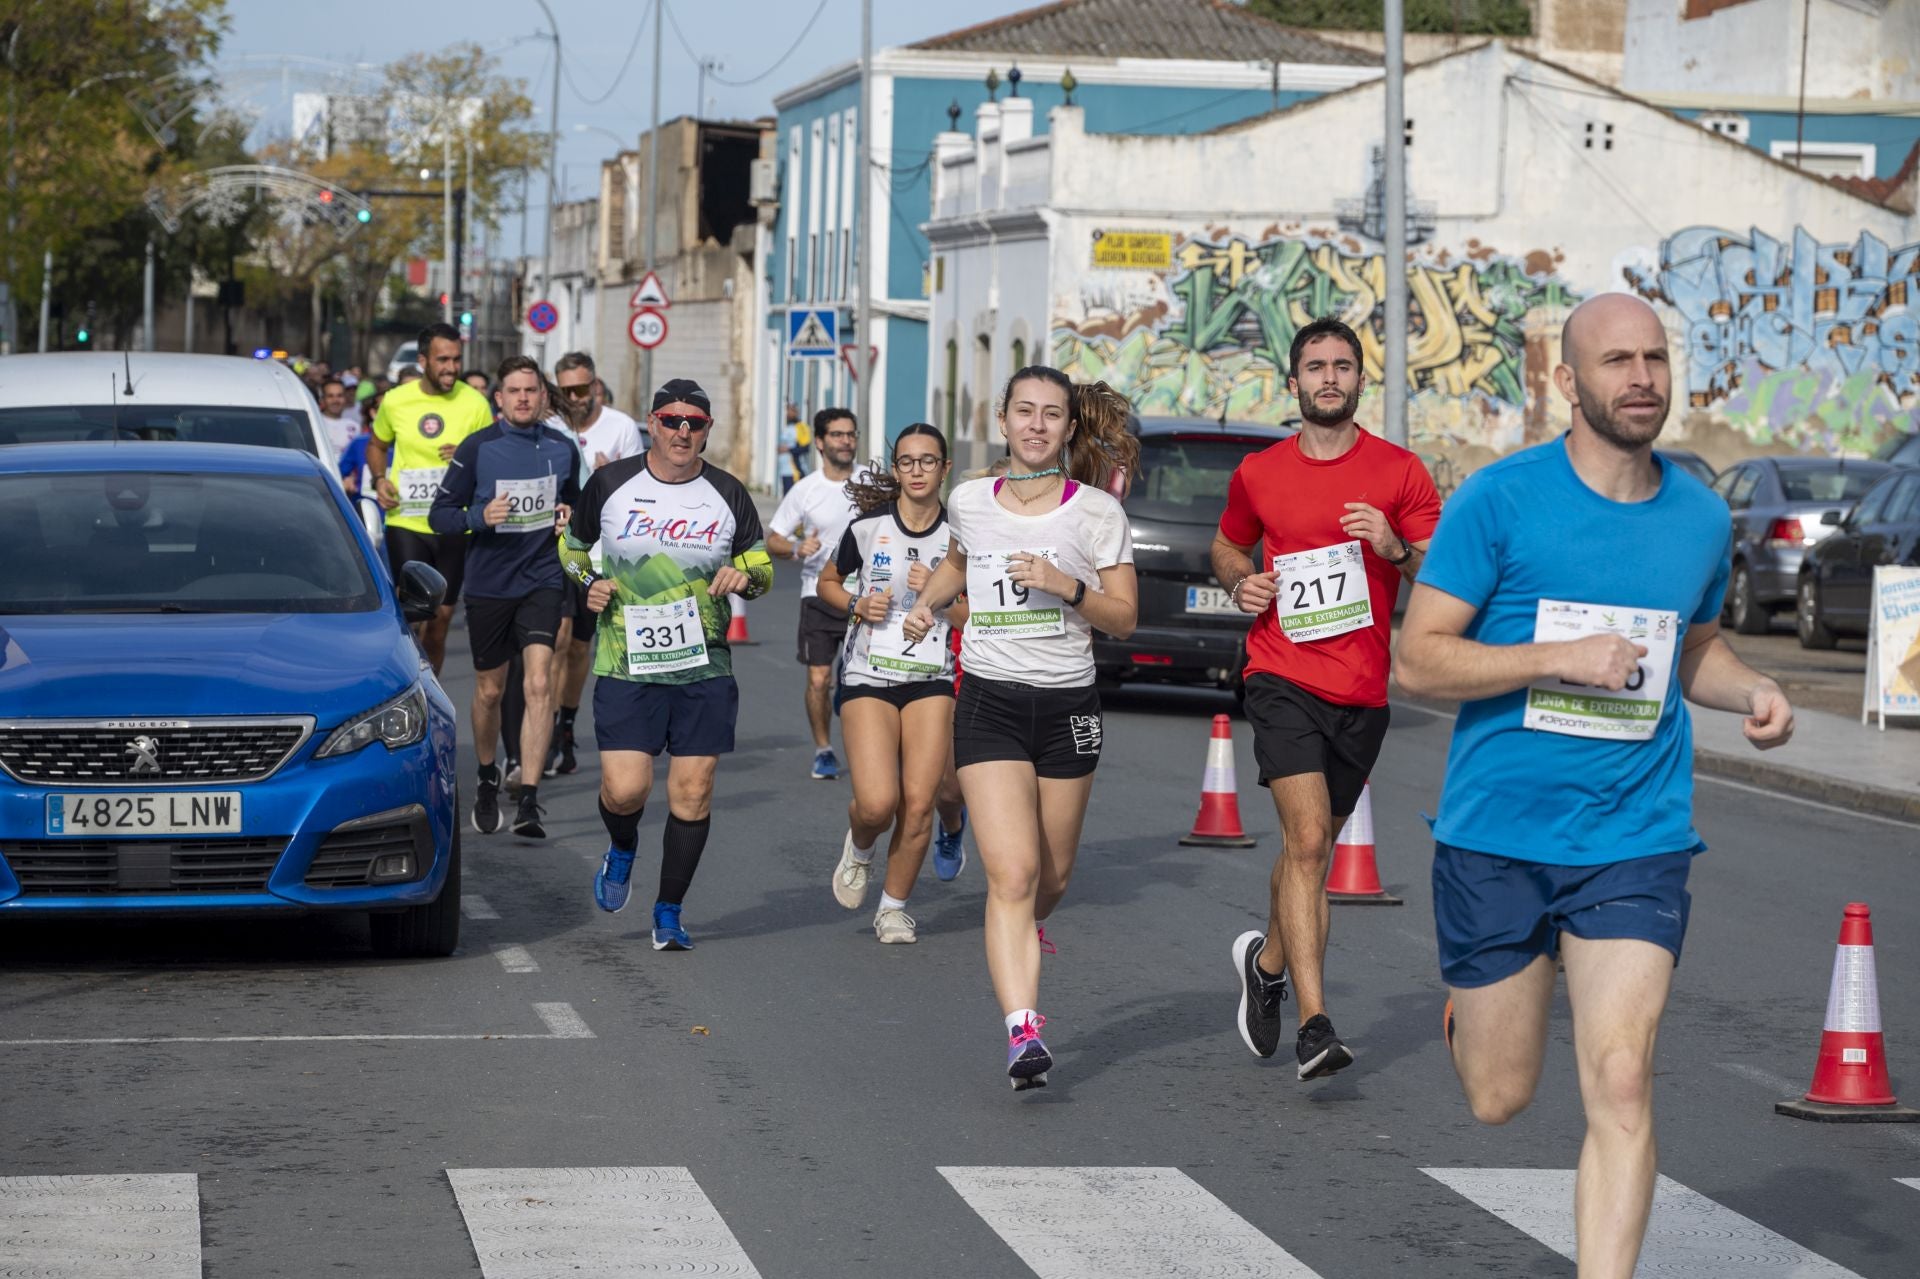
[
  {"xmin": 558, "ymin": 382, "xmax": 595, "ymax": 399},
  {"xmin": 655, "ymin": 413, "xmax": 712, "ymax": 433},
  {"xmin": 893, "ymin": 455, "xmax": 945, "ymax": 473}
]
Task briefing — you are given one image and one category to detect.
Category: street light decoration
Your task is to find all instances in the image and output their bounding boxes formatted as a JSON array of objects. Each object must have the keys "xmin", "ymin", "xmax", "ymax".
[
  {"xmin": 984, "ymin": 68, "xmax": 1000, "ymax": 103},
  {"xmin": 1061, "ymin": 68, "xmax": 1077, "ymax": 107},
  {"xmin": 1007, "ymin": 64, "xmax": 1022, "ymax": 99},
  {"xmin": 144, "ymin": 164, "xmax": 374, "ymax": 235}
]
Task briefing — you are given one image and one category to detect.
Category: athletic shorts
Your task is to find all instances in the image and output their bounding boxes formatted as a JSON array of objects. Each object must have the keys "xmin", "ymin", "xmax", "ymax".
[
  {"xmin": 385, "ymin": 527, "xmax": 467, "ymax": 606},
  {"xmin": 563, "ymin": 573, "xmax": 598, "ymax": 641},
  {"xmin": 953, "ymin": 675, "xmax": 1102, "ymax": 780},
  {"xmin": 840, "ymin": 680, "xmax": 956, "ymax": 710},
  {"xmin": 797, "ymin": 596, "xmax": 847, "ymax": 667},
  {"xmin": 466, "ymin": 589, "xmax": 564, "ymax": 670},
  {"xmin": 593, "ymin": 675, "xmax": 738, "ymax": 757},
  {"xmin": 1242, "ymin": 673, "xmax": 1389, "ymax": 819},
  {"xmin": 1432, "ymin": 841, "xmax": 1695, "ymax": 988}
]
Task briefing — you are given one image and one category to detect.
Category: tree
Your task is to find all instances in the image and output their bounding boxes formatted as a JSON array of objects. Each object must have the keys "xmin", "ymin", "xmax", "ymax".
[{"xmin": 1248, "ymin": 0, "xmax": 1533, "ymax": 36}]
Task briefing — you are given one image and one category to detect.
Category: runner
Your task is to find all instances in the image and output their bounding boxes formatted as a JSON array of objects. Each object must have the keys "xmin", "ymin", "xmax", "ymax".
[
  {"xmin": 549, "ymin": 351, "xmax": 647, "ymax": 779},
  {"xmin": 766, "ymin": 408, "xmax": 863, "ymax": 781},
  {"xmin": 429, "ymin": 355, "xmax": 581, "ymax": 838},
  {"xmin": 317, "ymin": 377, "xmax": 358, "ymax": 461},
  {"xmin": 1396, "ymin": 293, "xmax": 1794, "ymax": 1279},
  {"xmin": 1212, "ymin": 315, "xmax": 1442, "ymax": 1080},
  {"xmin": 902, "ymin": 367, "xmax": 1138, "ymax": 1089},
  {"xmin": 366, "ymin": 322, "xmax": 494, "ymax": 673},
  {"xmin": 561, "ymin": 378, "xmax": 774, "ymax": 951},
  {"xmin": 816, "ymin": 424, "xmax": 966, "ymax": 944}
]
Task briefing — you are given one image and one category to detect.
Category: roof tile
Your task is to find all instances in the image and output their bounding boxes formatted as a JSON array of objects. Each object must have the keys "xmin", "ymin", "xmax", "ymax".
[{"xmin": 909, "ymin": 0, "xmax": 1379, "ymax": 66}]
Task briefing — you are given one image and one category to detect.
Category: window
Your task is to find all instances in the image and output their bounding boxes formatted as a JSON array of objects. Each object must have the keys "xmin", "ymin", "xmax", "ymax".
[
  {"xmin": 1851, "ymin": 475, "xmax": 1900, "ymax": 525},
  {"xmin": 1698, "ymin": 112, "xmax": 1750, "ymax": 143},
  {"xmin": 1584, "ymin": 121, "xmax": 1614, "ymax": 151},
  {"xmin": 808, "ymin": 233, "xmax": 819, "ymax": 301},
  {"xmin": 1010, "ymin": 338, "xmax": 1026, "ymax": 373},
  {"xmin": 1776, "ymin": 464, "xmax": 1887, "ymax": 504},
  {"xmin": 0, "ymin": 405, "xmax": 315, "ymax": 455},
  {"xmin": 1725, "ymin": 468, "xmax": 1761, "ymax": 510},
  {"xmin": 944, "ymin": 339, "xmax": 959, "ymax": 438},
  {"xmin": 1769, "ymin": 141, "xmax": 1875, "ymax": 179},
  {"xmin": 1884, "ymin": 476, "xmax": 1920, "ymax": 524}
]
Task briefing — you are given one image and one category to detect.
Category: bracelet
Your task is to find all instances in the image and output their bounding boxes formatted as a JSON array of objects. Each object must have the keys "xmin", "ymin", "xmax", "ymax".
[
  {"xmin": 1069, "ymin": 579, "xmax": 1088, "ymax": 607},
  {"xmin": 1229, "ymin": 574, "xmax": 1248, "ymax": 605}
]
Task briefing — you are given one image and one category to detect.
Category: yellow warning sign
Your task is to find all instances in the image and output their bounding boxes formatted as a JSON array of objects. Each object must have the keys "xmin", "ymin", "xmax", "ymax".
[{"xmin": 1092, "ymin": 230, "xmax": 1172, "ymax": 270}]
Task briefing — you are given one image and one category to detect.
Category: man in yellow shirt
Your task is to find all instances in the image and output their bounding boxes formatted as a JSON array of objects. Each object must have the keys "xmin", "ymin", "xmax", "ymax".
[{"xmin": 367, "ymin": 322, "xmax": 495, "ymax": 672}]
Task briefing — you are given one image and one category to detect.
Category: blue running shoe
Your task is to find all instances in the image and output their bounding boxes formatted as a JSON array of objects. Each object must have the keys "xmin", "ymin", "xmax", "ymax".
[
  {"xmin": 1007, "ymin": 1013, "xmax": 1052, "ymax": 1091},
  {"xmin": 652, "ymin": 901, "xmax": 693, "ymax": 951},
  {"xmin": 933, "ymin": 807, "xmax": 967, "ymax": 882},
  {"xmin": 810, "ymin": 747, "xmax": 840, "ymax": 781},
  {"xmin": 593, "ymin": 846, "xmax": 635, "ymax": 913}
]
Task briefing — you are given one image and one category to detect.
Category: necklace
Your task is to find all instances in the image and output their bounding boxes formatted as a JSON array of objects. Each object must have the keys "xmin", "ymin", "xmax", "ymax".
[{"xmin": 1004, "ymin": 466, "xmax": 1063, "ymax": 481}]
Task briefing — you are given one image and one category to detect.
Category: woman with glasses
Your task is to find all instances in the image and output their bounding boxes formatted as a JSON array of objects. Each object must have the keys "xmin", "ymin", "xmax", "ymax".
[
  {"xmin": 815, "ymin": 425, "xmax": 967, "ymax": 944},
  {"xmin": 903, "ymin": 367, "xmax": 1138, "ymax": 1089}
]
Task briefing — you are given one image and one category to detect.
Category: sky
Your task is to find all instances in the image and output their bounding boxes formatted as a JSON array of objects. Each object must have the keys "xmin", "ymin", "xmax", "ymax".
[{"xmin": 220, "ymin": 0, "xmax": 1039, "ymax": 258}]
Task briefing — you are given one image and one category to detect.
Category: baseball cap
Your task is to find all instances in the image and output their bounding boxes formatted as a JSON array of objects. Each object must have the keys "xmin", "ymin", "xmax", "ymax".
[{"xmin": 652, "ymin": 378, "xmax": 711, "ymax": 416}]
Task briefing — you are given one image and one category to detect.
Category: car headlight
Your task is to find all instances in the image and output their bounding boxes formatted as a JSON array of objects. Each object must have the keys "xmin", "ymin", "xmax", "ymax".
[{"xmin": 316, "ymin": 684, "xmax": 429, "ymax": 758}]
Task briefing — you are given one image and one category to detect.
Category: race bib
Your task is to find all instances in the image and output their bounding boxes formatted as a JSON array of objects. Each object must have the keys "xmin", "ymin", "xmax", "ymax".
[
  {"xmin": 967, "ymin": 548, "xmax": 1066, "ymax": 639},
  {"xmin": 865, "ymin": 612, "xmax": 948, "ymax": 678},
  {"xmin": 1272, "ymin": 540, "xmax": 1372, "ymax": 642},
  {"xmin": 394, "ymin": 467, "xmax": 446, "ymax": 520},
  {"xmin": 497, "ymin": 475, "xmax": 558, "ymax": 534},
  {"xmin": 1523, "ymin": 600, "xmax": 1679, "ymax": 741},
  {"xmin": 622, "ymin": 598, "xmax": 709, "ymax": 676}
]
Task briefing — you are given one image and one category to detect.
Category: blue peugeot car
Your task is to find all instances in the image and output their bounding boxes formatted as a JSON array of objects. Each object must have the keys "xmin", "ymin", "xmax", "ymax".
[{"xmin": 0, "ymin": 442, "xmax": 461, "ymax": 955}]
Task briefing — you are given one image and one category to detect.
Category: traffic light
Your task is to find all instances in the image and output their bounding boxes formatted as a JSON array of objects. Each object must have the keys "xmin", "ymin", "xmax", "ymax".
[
  {"xmin": 356, "ymin": 208, "xmax": 371, "ymax": 223},
  {"xmin": 317, "ymin": 189, "xmax": 334, "ymax": 204},
  {"xmin": 77, "ymin": 301, "xmax": 94, "ymax": 345},
  {"xmin": 75, "ymin": 326, "xmax": 89, "ymax": 344},
  {"xmin": 459, "ymin": 310, "xmax": 473, "ymax": 326}
]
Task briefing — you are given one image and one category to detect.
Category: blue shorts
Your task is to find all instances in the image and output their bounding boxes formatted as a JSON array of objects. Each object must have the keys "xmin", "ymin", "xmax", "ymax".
[
  {"xmin": 592, "ymin": 676, "xmax": 738, "ymax": 757},
  {"xmin": 1432, "ymin": 841, "xmax": 1695, "ymax": 988}
]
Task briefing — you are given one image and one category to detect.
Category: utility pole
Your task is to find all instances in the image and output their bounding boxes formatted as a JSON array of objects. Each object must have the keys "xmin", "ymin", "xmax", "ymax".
[
  {"xmin": 1382, "ymin": 0, "xmax": 1408, "ymax": 448},
  {"xmin": 143, "ymin": 238, "xmax": 156, "ymax": 351},
  {"xmin": 534, "ymin": 0, "xmax": 561, "ymax": 359},
  {"xmin": 642, "ymin": 0, "xmax": 663, "ymax": 396},
  {"xmin": 4, "ymin": 24, "xmax": 21, "ymax": 355},
  {"xmin": 855, "ymin": 0, "xmax": 872, "ymax": 443},
  {"xmin": 36, "ymin": 248, "xmax": 49, "ymax": 353}
]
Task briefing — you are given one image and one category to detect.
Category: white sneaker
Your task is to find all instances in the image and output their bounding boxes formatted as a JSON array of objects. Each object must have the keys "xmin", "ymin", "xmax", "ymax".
[
  {"xmin": 873, "ymin": 907, "xmax": 918, "ymax": 944},
  {"xmin": 832, "ymin": 830, "xmax": 871, "ymax": 910}
]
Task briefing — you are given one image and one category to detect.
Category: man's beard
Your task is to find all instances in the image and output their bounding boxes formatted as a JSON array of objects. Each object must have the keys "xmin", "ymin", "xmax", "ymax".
[
  {"xmin": 1300, "ymin": 386, "xmax": 1360, "ymax": 426},
  {"xmin": 1575, "ymin": 381, "xmax": 1668, "ymax": 450}
]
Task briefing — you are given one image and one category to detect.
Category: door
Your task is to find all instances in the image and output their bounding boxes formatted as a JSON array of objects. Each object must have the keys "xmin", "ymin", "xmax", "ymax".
[{"xmin": 1825, "ymin": 475, "xmax": 1907, "ymax": 623}]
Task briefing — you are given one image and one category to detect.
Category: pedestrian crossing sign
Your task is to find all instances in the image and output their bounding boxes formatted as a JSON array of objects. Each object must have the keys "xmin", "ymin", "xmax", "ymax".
[{"xmin": 787, "ymin": 307, "xmax": 839, "ymax": 358}]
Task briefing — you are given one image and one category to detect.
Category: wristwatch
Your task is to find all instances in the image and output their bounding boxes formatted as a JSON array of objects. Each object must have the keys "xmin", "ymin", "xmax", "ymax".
[
  {"xmin": 1385, "ymin": 539, "xmax": 1415, "ymax": 565},
  {"xmin": 1069, "ymin": 579, "xmax": 1088, "ymax": 607}
]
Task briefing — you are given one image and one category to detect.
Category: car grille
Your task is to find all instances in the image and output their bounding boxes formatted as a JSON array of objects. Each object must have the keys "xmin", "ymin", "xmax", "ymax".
[
  {"xmin": 0, "ymin": 719, "xmax": 311, "ymax": 785},
  {"xmin": 3, "ymin": 838, "xmax": 288, "ymax": 895},
  {"xmin": 306, "ymin": 809, "xmax": 430, "ymax": 888}
]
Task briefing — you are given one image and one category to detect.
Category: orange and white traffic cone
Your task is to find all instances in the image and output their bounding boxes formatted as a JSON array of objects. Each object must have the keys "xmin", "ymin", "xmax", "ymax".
[
  {"xmin": 1179, "ymin": 714, "xmax": 1256, "ymax": 848},
  {"xmin": 725, "ymin": 594, "xmax": 754, "ymax": 645},
  {"xmin": 1777, "ymin": 902, "xmax": 1919, "ymax": 1121},
  {"xmin": 1325, "ymin": 781, "xmax": 1403, "ymax": 905}
]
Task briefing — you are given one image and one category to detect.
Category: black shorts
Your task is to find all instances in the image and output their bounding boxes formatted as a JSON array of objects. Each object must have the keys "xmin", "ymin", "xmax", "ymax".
[
  {"xmin": 953, "ymin": 675, "xmax": 1103, "ymax": 780},
  {"xmin": 593, "ymin": 675, "xmax": 738, "ymax": 757},
  {"xmin": 797, "ymin": 596, "xmax": 847, "ymax": 667},
  {"xmin": 563, "ymin": 574, "xmax": 598, "ymax": 642},
  {"xmin": 385, "ymin": 527, "xmax": 467, "ymax": 606},
  {"xmin": 466, "ymin": 589, "xmax": 565, "ymax": 670},
  {"xmin": 1243, "ymin": 673, "xmax": 1390, "ymax": 819},
  {"xmin": 840, "ymin": 680, "xmax": 956, "ymax": 710}
]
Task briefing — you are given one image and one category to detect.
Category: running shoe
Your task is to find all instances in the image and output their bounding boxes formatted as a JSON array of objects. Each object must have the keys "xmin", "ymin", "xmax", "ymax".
[
  {"xmin": 933, "ymin": 808, "xmax": 967, "ymax": 882},
  {"xmin": 1295, "ymin": 1013, "xmax": 1355, "ymax": 1080},
  {"xmin": 1006, "ymin": 1013, "xmax": 1052, "ymax": 1090},
  {"xmin": 1231, "ymin": 930, "xmax": 1288, "ymax": 1059},
  {"xmin": 594, "ymin": 846, "xmax": 635, "ymax": 913},
  {"xmin": 512, "ymin": 793, "xmax": 546, "ymax": 839},
  {"xmin": 1036, "ymin": 924, "xmax": 1056, "ymax": 955},
  {"xmin": 873, "ymin": 906, "xmax": 918, "ymax": 944},
  {"xmin": 811, "ymin": 747, "xmax": 840, "ymax": 781},
  {"xmin": 652, "ymin": 901, "xmax": 693, "ymax": 951},
  {"xmin": 831, "ymin": 830, "xmax": 871, "ymax": 910},
  {"xmin": 471, "ymin": 780, "xmax": 501, "ymax": 835},
  {"xmin": 547, "ymin": 725, "xmax": 578, "ymax": 776},
  {"xmin": 503, "ymin": 761, "xmax": 523, "ymax": 798}
]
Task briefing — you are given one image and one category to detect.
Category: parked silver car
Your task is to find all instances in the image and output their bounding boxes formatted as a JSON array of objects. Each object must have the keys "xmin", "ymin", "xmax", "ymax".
[{"xmin": 1709, "ymin": 456, "xmax": 1895, "ymax": 633}]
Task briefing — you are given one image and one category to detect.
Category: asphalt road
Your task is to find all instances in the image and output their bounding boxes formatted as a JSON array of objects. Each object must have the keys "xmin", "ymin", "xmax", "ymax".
[{"xmin": 2, "ymin": 575, "xmax": 1916, "ymax": 1278}]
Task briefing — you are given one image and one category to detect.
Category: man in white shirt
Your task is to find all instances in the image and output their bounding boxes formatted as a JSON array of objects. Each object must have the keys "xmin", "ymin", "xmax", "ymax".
[
  {"xmin": 317, "ymin": 377, "xmax": 359, "ymax": 460},
  {"xmin": 767, "ymin": 408, "xmax": 862, "ymax": 780}
]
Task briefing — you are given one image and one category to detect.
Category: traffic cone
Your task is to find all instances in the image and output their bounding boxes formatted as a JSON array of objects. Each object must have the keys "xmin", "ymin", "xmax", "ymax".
[
  {"xmin": 1777, "ymin": 902, "xmax": 1920, "ymax": 1122},
  {"xmin": 1325, "ymin": 781, "xmax": 1403, "ymax": 905},
  {"xmin": 1179, "ymin": 714, "xmax": 1257, "ymax": 848},
  {"xmin": 725, "ymin": 594, "xmax": 755, "ymax": 645}
]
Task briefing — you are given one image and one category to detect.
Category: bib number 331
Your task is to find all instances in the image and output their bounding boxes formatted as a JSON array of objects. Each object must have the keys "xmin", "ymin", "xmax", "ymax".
[
  {"xmin": 967, "ymin": 548, "xmax": 1066, "ymax": 639},
  {"xmin": 622, "ymin": 597, "xmax": 710, "ymax": 675},
  {"xmin": 1272, "ymin": 540, "xmax": 1372, "ymax": 642}
]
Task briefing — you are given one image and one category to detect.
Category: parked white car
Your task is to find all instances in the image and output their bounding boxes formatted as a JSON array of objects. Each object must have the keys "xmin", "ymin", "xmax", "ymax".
[{"xmin": 385, "ymin": 342, "xmax": 420, "ymax": 382}]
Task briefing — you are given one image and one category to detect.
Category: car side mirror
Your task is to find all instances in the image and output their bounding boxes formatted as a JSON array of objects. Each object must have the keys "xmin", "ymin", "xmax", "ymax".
[
  {"xmin": 1819, "ymin": 509, "xmax": 1844, "ymax": 528},
  {"xmin": 397, "ymin": 560, "xmax": 447, "ymax": 624}
]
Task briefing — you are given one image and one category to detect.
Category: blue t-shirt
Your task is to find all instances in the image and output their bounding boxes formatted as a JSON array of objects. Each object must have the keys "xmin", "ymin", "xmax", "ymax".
[{"xmin": 1419, "ymin": 436, "xmax": 1730, "ymax": 866}]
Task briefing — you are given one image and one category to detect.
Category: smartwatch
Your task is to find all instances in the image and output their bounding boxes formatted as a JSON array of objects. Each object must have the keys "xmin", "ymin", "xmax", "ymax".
[
  {"xmin": 1385, "ymin": 539, "xmax": 1415, "ymax": 565},
  {"xmin": 1069, "ymin": 579, "xmax": 1088, "ymax": 607}
]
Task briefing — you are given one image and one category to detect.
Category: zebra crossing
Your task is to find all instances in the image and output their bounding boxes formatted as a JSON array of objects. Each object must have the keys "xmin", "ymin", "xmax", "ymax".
[{"xmin": 1, "ymin": 1164, "xmax": 1904, "ymax": 1277}]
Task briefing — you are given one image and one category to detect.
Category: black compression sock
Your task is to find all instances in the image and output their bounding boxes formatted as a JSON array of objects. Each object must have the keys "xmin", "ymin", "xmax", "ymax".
[
  {"xmin": 558, "ymin": 705, "xmax": 579, "ymax": 730},
  {"xmin": 520, "ymin": 784, "xmax": 538, "ymax": 807},
  {"xmin": 599, "ymin": 798, "xmax": 641, "ymax": 852},
  {"xmin": 658, "ymin": 814, "xmax": 712, "ymax": 906},
  {"xmin": 477, "ymin": 762, "xmax": 500, "ymax": 789}
]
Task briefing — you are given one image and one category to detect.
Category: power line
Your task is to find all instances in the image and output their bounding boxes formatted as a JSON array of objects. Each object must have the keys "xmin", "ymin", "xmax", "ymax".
[
  {"xmin": 673, "ymin": 0, "xmax": 833, "ymax": 89},
  {"xmin": 560, "ymin": 0, "xmax": 657, "ymax": 106}
]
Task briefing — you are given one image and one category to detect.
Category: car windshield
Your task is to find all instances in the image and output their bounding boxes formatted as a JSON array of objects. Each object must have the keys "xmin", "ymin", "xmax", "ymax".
[
  {"xmin": 1129, "ymin": 435, "xmax": 1277, "ymax": 523},
  {"xmin": 0, "ymin": 471, "xmax": 380, "ymax": 615},
  {"xmin": 1778, "ymin": 465, "xmax": 1884, "ymax": 503},
  {"xmin": 0, "ymin": 405, "xmax": 316, "ymax": 455}
]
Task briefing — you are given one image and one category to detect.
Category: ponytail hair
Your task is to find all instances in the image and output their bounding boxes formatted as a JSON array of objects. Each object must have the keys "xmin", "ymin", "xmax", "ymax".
[
  {"xmin": 998, "ymin": 366, "xmax": 1139, "ymax": 496},
  {"xmin": 844, "ymin": 422, "xmax": 949, "ymax": 514}
]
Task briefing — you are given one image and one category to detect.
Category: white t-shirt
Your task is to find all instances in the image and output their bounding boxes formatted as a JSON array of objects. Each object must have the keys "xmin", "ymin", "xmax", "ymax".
[
  {"xmin": 572, "ymin": 406, "xmax": 647, "ymax": 480},
  {"xmin": 832, "ymin": 503, "xmax": 957, "ymax": 687},
  {"xmin": 946, "ymin": 476, "xmax": 1134, "ymax": 688},
  {"xmin": 318, "ymin": 412, "xmax": 358, "ymax": 460},
  {"xmin": 769, "ymin": 468, "xmax": 863, "ymax": 598}
]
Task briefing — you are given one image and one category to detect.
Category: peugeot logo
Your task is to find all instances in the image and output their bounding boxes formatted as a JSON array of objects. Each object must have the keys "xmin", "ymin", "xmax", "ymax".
[{"xmin": 124, "ymin": 735, "xmax": 162, "ymax": 776}]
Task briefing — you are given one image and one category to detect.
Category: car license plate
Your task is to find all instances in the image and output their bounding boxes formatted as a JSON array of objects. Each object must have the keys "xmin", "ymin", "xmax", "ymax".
[
  {"xmin": 1185, "ymin": 586, "xmax": 1240, "ymax": 616},
  {"xmin": 45, "ymin": 792, "xmax": 242, "ymax": 837}
]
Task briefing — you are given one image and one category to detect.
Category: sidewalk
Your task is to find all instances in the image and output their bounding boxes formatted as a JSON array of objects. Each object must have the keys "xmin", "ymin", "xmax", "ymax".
[{"xmin": 1686, "ymin": 700, "xmax": 1920, "ymax": 821}]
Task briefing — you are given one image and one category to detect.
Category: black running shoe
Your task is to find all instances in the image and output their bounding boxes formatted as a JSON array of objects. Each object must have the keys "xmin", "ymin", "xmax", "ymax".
[
  {"xmin": 472, "ymin": 781, "xmax": 501, "ymax": 835},
  {"xmin": 512, "ymin": 793, "xmax": 546, "ymax": 839},
  {"xmin": 1231, "ymin": 930, "xmax": 1287, "ymax": 1059},
  {"xmin": 1296, "ymin": 1013, "xmax": 1355, "ymax": 1080},
  {"xmin": 545, "ymin": 725, "xmax": 577, "ymax": 777}
]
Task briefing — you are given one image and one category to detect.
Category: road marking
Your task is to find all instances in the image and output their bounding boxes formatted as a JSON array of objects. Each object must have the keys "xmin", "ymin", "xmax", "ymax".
[
  {"xmin": 1717, "ymin": 1061, "xmax": 1805, "ymax": 1096},
  {"xmin": 939, "ymin": 1166, "xmax": 1323, "ymax": 1278},
  {"xmin": 1900, "ymin": 1178, "xmax": 1920, "ymax": 1192},
  {"xmin": 463, "ymin": 894, "xmax": 500, "ymax": 920},
  {"xmin": 448, "ymin": 1167, "xmax": 762, "ymax": 1277},
  {"xmin": 1424, "ymin": 1167, "xmax": 1863, "ymax": 1277},
  {"xmin": 0, "ymin": 1173, "xmax": 200, "ymax": 1277},
  {"xmin": 0, "ymin": 1002, "xmax": 593, "ymax": 1045},
  {"xmin": 491, "ymin": 943, "xmax": 539, "ymax": 973}
]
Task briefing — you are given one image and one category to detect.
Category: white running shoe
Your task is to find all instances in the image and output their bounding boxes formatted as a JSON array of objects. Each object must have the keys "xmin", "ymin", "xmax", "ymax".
[
  {"xmin": 873, "ymin": 907, "xmax": 918, "ymax": 944},
  {"xmin": 832, "ymin": 829, "xmax": 871, "ymax": 910}
]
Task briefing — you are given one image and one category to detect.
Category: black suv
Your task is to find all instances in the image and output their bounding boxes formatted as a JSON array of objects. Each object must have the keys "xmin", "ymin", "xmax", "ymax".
[{"xmin": 1094, "ymin": 415, "xmax": 1296, "ymax": 692}]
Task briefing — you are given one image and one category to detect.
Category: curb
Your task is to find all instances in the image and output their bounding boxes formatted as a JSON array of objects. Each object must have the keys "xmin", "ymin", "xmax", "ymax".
[{"xmin": 1691, "ymin": 748, "xmax": 1920, "ymax": 824}]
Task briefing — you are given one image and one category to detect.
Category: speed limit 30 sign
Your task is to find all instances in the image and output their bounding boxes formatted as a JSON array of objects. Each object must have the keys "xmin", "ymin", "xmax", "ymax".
[{"xmin": 628, "ymin": 307, "xmax": 668, "ymax": 349}]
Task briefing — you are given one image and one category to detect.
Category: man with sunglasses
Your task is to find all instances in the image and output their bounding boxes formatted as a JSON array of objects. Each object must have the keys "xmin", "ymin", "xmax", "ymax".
[
  {"xmin": 562, "ymin": 378, "xmax": 774, "ymax": 951},
  {"xmin": 767, "ymin": 408, "xmax": 864, "ymax": 780}
]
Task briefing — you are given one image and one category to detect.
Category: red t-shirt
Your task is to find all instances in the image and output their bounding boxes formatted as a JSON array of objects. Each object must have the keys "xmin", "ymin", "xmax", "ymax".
[{"xmin": 1218, "ymin": 430, "xmax": 1441, "ymax": 707}]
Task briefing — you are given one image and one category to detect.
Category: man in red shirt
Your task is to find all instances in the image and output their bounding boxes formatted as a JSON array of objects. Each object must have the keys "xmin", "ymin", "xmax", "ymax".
[{"xmin": 1210, "ymin": 317, "xmax": 1442, "ymax": 1079}]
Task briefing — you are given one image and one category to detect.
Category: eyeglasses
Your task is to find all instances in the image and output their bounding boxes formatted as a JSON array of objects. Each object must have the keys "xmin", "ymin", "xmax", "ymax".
[
  {"xmin": 822, "ymin": 430, "xmax": 858, "ymax": 442},
  {"xmin": 894, "ymin": 455, "xmax": 945, "ymax": 472},
  {"xmin": 654, "ymin": 413, "xmax": 712, "ymax": 433},
  {"xmin": 558, "ymin": 382, "xmax": 595, "ymax": 400}
]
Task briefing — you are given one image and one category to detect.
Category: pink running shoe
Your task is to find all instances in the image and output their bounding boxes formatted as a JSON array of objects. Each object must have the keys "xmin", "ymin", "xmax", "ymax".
[
  {"xmin": 1036, "ymin": 924, "xmax": 1057, "ymax": 955},
  {"xmin": 1006, "ymin": 1013, "xmax": 1052, "ymax": 1090}
]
